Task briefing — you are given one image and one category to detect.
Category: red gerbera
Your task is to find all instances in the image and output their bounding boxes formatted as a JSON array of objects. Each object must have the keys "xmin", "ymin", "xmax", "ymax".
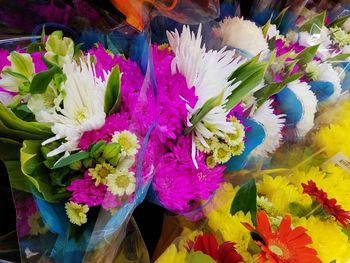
[
  {"xmin": 242, "ymin": 211, "xmax": 321, "ymax": 263},
  {"xmin": 302, "ymin": 180, "xmax": 350, "ymax": 227},
  {"xmin": 187, "ymin": 233, "xmax": 243, "ymax": 263}
]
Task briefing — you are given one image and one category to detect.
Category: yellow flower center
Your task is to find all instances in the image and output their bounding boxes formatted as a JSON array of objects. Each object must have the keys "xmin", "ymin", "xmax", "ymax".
[
  {"xmin": 217, "ymin": 147, "xmax": 228, "ymax": 159},
  {"xmin": 75, "ymin": 107, "xmax": 87, "ymax": 123},
  {"xmin": 99, "ymin": 167, "xmax": 110, "ymax": 178},
  {"xmin": 114, "ymin": 174, "xmax": 130, "ymax": 188},
  {"xmin": 119, "ymin": 136, "xmax": 133, "ymax": 151}
]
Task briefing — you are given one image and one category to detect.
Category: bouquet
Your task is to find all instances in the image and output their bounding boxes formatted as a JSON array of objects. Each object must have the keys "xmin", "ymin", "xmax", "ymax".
[
  {"xmin": 152, "ymin": 6, "xmax": 350, "ymax": 263},
  {"xmin": 0, "ymin": 28, "xmax": 156, "ymax": 262}
]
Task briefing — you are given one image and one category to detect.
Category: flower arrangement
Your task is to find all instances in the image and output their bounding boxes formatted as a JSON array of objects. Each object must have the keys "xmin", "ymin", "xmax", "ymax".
[{"xmin": 0, "ymin": 30, "xmax": 155, "ymax": 261}]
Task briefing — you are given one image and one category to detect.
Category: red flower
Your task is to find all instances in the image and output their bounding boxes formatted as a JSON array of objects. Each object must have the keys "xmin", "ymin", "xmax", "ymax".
[
  {"xmin": 187, "ymin": 233, "xmax": 243, "ymax": 263},
  {"xmin": 302, "ymin": 180, "xmax": 350, "ymax": 227},
  {"xmin": 242, "ymin": 211, "xmax": 321, "ymax": 263}
]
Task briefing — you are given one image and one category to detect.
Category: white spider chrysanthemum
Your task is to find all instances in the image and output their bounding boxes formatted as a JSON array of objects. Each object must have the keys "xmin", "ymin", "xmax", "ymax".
[
  {"xmin": 250, "ymin": 99, "xmax": 285, "ymax": 158},
  {"xmin": 297, "ymin": 29, "xmax": 333, "ymax": 60},
  {"xmin": 316, "ymin": 62, "xmax": 342, "ymax": 100},
  {"xmin": 167, "ymin": 25, "xmax": 243, "ymax": 147},
  {"xmin": 287, "ymin": 80, "xmax": 318, "ymax": 137},
  {"xmin": 41, "ymin": 57, "xmax": 107, "ymax": 157},
  {"xmin": 213, "ymin": 17, "xmax": 269, "ymax": 56}
]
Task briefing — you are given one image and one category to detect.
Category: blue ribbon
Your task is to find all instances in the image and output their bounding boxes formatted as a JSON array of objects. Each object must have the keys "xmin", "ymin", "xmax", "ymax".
[
  {"xmin": 309, "ymin": 81, "xmax": 334, "ymax": 102},
  {"xmin": 225, "ymin": 118, "xmax": 266, "ymax": 172},
  {"xmin": 275, "ymin": 87, "xmax": 303, "ymax": 125}
]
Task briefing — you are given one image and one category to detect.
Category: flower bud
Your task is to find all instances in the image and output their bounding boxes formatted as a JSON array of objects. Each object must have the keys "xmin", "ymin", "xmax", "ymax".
[
  {"xmin": 102, "ymin": 143, "xmax": 121, "ymax": 160},
  {"xmin": 83, "ymin": 158, "xmax": 93, "ymax": 168},
  {"xmin": 70, "ymin": 161, "xmax": 82, "ymax": 171},
  {"xmin": 90, "ymin": 143, "xmax": 106, "ymax": 159}
]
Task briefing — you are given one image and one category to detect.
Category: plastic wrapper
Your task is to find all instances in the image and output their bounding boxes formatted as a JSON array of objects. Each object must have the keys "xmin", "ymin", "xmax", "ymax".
[
  {"xmin": 150, "ymin": 3, "xmax": 350, "ymax": 261},
  {"xmin": 0, "ymin": 7, "xmax": 159, "ymax": 261}
]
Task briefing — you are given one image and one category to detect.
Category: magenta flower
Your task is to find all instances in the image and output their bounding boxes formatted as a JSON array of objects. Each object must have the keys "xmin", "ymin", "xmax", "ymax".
[
  {"xmin": 153, "ymin": 135, "xmax": 224, "ymax": 213},
  {"xmin": 66, "ymin": 171, "xmax": 107, "ymax": 207}
]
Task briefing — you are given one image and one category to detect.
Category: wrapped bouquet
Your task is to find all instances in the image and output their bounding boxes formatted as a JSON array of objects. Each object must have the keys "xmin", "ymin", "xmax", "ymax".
[{"xmin": 0, "ymin": 29, "xmax": 156, "ymax": 262}]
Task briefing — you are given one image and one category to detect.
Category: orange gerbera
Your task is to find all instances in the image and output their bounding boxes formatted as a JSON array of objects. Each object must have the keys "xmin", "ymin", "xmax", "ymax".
[{"xmin": 242, "ymin": 211, "xmax": 321, "ymax": 263}]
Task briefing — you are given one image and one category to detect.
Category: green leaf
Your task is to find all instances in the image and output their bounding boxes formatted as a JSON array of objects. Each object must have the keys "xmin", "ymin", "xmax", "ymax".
[
  {"xmin": 299, "ymin": 11, "xmax": 326, "ymax": 34},
  {"xmin": 186, "ymin": 252, "xmax": 216, "ymax": 263},
  {"xmin": 230, "ymin": 179, "xmax": 257, "ymax": 225},
  {"xmin": 104, "ymin": 65, "xmax": 121, "ymax": 115},
  {"xmin": 26, "ymin": 43, "xmax": 45, "ymax": 54},
  {"xmin": 184, "ymin": 93, "xmax": 224, "ymax": 135},
  {"xmin": 296, "ymin": 44, "xmax": 320, "ymax": 67},
  {"xmin": 225, "ymin": 62, "xmax": 268, "ymax": 110},
  {"xmin": 73, "ymin": 43, "xmax": 84, "ymax": 59},
  {"xmin": 255, "ymin": 73, "xmax": 302, "ymax": 107},
  {"xmin": 21, "ymin": 140, "xmax": 69, "ymax": 202},
  {"xmin": 273, "ymin": 6, "xmax": 289, "ymax": 28},
  {"xmin": 0, "ymin": 118, "xmax": 47, "ymax": 141},
  {"xmin": 12, "ymin": 104, "xmax": 34, "ymax": 121},
  {"xmin": 0, "ymin": 103, "xmax": 52, "ymax": 139},
  {"xmin": 262, "ymin": 17, "xmax": 272, "ymax": 38},
  {"xmin": 327, "ymin": 53, "xmax": 350, "ymax": 62},
  {"xmin": 41, "ymin": 25, "xmax": 46, "ymax": 43},
  {"xmin": 4, "ymin": 160, "xmax": 34, "ymax": 193},
  {"xmin": 53, "ymin": 151, "xmax": 90, "ymax": 169},
  {"xmin": 329, "ymin": 14, "xmax": 350, "ymax": 28},
  {"xmin": 29, "ymin": 66, "xmax": 60, "ymax": 94},
  {"xmin": 0, "ymin": 137, "xmax": 21, "ymax": 161},
  {"xmin": 40, "ymin": 51, "xmax": 57, "ymax": 69},
  {"xmin": 228, "ymin": 54, "xmax": 260, "ymax": 82}
]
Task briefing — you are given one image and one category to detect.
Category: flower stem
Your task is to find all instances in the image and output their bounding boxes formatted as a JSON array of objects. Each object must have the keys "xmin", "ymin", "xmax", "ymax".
[
  {"xmin": 294, "ymin": 147, "xmax": 326, "ymax": 170},
  {"xmin": 305, "ymin": 204, "xmax": 323, "ymax": 218}
]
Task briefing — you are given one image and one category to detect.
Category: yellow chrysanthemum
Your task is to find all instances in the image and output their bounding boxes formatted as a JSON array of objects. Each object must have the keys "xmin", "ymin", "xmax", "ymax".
[
  {"xmin": 290, "ymin": 165, "xmax": 350, "ymax": 211},
  {"xmin": 225, "ymin": 119, "xmax": 245, "ymax": 147},
  {"xmin": 155, "ymin": 244, "xmax": 188, "ymax": 263},
  {"xmin": 295, "ymin": 216, "xmax": 350, "ymax": 262},
  {"xmin": 213, "ymin": 143, "xmax": 232, "ymax": 164},
  {"xmin": 206, "ymin": 210, "xmax": 253, "ymax": 261},
  {"xmin": 202, "ymin": 183, "xmax": 252, "ymax": 260},
  {"xmin": 257, "ymin": 175, "xmax": 310, "ymax": 214},
  {"xmin": 204, "ymin": 183, "xmax": 238, "ymax": 215},
  {"xmin": 112, "ymin": 130, "xmax": 140, "ymax": 157},
  {"xmin": 313, "ymin": 123, "xmax": 350, "ymax": 159},
  {"xmin": 28, "ymin": 212, "xmax": 47, "ymax": 235},
  {"xmin": 230, "ymin": 142, "xmax": 245, "ymax": 156},
  {"xmin": 88, "ymin": 162, "xmax": 115, "ymax": 185},
  {"xmin": 65, "ymin": 202, "xmax": 89, "ymax": 226}
]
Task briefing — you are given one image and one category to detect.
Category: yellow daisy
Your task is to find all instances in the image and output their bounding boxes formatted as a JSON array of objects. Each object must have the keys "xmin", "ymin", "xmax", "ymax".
[
  {"xmin": 88, "ymin": 162, "xmax": 115, "ymax": 185},
  {"xmin": 112, "ymin": 130, "xmax": 140, "ymax": 156},
  {"xmin": 65, "ymin": 202, "xmax": 89, "ymax": 226}
]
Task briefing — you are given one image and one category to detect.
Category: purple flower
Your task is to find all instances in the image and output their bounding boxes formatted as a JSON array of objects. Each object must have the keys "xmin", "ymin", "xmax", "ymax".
[
  {"xmin": 66, "ymin": 171, "xmax": 107, "ymax": 207},
  {"xmin": 153, "ymin": 135, "xmax": 224, "ymax": 213},
  {"xmin": 79, "ymin": 112, "xmax": 130, "ymax": 150}
]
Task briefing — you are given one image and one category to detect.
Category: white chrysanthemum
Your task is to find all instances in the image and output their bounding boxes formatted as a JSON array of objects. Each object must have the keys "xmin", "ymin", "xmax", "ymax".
[
  {"xmin": 106, "ymin": 169, "xmax": 136, "ymax": 196},
  {"xmin": 213, "ymin": 17, "xmax": 268, "ymax": 56},
  {"xmin": 0, "ymin": 91, "xmax": 13, "ymax": 105},
  {"xmin": 41, "ymin": 57, "xmax": 107, "ymax": 156},
  {"xmin": 297, "ymin": 28, "xmax": 333, "ymax": 60},
  {"xmin": 112, "ymin": 130, "xmax": 140, "ymax": 157},
  {"xmin": 267, "ymin": 24, "xmax": 280, "ymax": 40},
  {"xmin": 317, "ymin": 62, "xmax": 342, "ymax": 100},
  {"xmin": 342, "ymin": 18, "xmax": 350, "ymax": 33},
  {"xmin": 167, "ymin": 25, "xmax": 243, "ymax": 147},
  {"xmin": 250, "ymin": 99, "xmax": 285, "ymax": 158},
  {"xmin": 287, "ymin": 80, "xmax": 318, "ymax": 137}
]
